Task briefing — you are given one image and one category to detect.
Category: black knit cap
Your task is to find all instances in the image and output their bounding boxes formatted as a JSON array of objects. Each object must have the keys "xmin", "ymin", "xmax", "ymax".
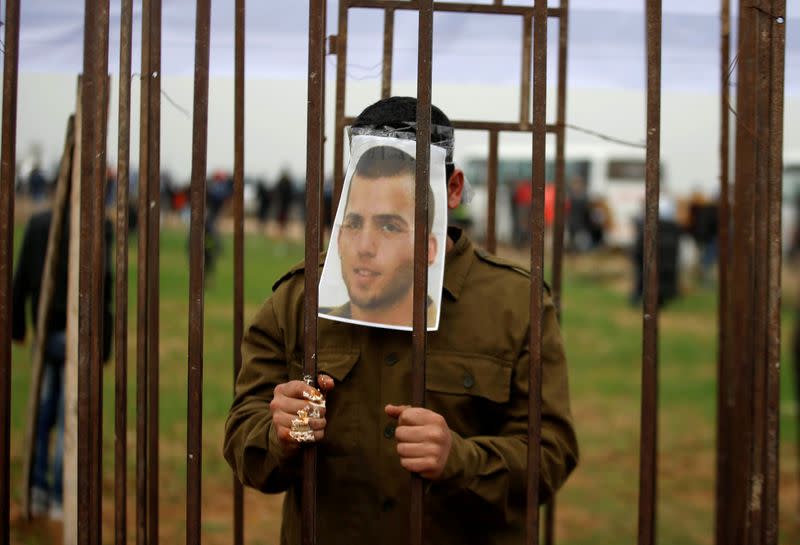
[{"xmin": 352, "ymin": 97, "xmax": 455, "ymax": 166}]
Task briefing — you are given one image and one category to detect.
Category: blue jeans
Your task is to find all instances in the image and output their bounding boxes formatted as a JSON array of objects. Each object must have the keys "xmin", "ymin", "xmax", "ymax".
[{"xmin": 31, "ymin": 332, "xmax": 65, "ymax": 505}]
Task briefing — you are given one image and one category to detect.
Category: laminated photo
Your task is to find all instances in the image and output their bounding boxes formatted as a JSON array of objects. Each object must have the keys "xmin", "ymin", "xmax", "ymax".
[{"xmin": 318, "ymin": 135, "xmax": 447, "ymax": 331}]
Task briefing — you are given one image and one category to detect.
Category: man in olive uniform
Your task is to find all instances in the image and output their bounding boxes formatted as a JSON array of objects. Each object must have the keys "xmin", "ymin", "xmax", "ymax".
[
  {"xmin": 224, "ymin": 97, "xmax": 578, "ymax": 545},
  {"xmin": 320, "ymin": 144, "xmax": 438, "ymax": 328}
]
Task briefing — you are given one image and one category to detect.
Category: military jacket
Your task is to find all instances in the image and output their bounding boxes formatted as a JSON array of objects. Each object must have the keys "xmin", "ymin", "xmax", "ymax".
[{"xmin": 224, "ymin": 228, "xmax": 578, "ymax": 545}]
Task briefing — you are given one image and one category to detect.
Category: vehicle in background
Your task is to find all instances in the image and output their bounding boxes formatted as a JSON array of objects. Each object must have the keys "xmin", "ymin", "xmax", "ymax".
[
  {"xmin": 458, "ymin": 143, "xmax": 657, "ymax": 248},
  {"xmin": 783, "ymin": 152, "xmax": 800, "ymax": 255}
]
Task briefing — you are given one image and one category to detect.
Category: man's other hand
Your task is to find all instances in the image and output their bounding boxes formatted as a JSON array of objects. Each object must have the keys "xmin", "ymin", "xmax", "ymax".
[
  {"xmin": 270, "ymin": 374, "xmax": 334, "ymax": 453},
  {"xmin": 385, "ymin": 404, "xmax": 452, "ymax": 480}
]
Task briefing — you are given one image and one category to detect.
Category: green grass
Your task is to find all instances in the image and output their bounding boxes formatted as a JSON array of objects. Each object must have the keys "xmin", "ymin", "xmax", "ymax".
[{"xmin": 8, "ymin": 222, "xmax": 800, "ymax": 544}]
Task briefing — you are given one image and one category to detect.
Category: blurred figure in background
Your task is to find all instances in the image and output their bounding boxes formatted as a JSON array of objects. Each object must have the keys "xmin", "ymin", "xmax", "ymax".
[
  {"xmin": 687, "ymin": 191, "xmax": 719, "ymax": 286},
  {"xmin": 275, "ymin": 169, "xmax": 294, "ymax": 236},
  {"xmin": 631, "ymin": 196, "xmax": 682, "ymax": 307},
  {"xmin": 12, "ymin": 206, "xmax": 113, "ymax": 519},
  {"xmin": 256, "ymin": 178, "xmax": 272, "ymax": 233}
]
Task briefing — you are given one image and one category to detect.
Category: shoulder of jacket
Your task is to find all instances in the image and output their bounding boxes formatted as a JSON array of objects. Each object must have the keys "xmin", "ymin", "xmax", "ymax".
[
  {"xmin": 473, "ymin": 247, "xmax": 552, "ymax": 295},
  {"xmin": 271, "ymin": 253, "xmax": 326, "ymax": 292}
]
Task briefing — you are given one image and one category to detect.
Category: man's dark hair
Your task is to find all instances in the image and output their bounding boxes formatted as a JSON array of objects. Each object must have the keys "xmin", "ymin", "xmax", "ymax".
[
  {"xmin": 351, "ymin": 145, "xmax": 435, "ymax": 232},
  {"xmin": 353, "ymin": 96, "xmax": 455, "ymax": 180}
]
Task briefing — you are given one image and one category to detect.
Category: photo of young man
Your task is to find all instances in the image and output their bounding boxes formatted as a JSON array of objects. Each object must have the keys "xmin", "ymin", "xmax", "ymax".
[{"xmin": 318, "ymin": 136, "xmax": 447, "ymax": 330}]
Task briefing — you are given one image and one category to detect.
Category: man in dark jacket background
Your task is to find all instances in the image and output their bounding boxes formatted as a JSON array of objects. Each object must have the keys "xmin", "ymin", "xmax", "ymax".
[{"xmin": 12, "ymin": 207, "xmax": 113, "ymax": 519}]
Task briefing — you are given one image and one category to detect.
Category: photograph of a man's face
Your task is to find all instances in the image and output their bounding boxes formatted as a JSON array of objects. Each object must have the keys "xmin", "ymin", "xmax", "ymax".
[{"xmin": 318, "ymin": 135, "xmax": 447, "ymax": 331}]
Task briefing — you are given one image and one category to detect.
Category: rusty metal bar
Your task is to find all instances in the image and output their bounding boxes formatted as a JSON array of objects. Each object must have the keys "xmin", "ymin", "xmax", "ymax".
[
  {"xmin": 303, "ymin": 2, "xmax": 326, "ymax": 544},
  {"xmin": 714, "ymin": 2, "xmax": 731, "ymax": 544},
  {"xmin": 78, "ymin": 0, "xmax": 108, "ymax": 542},
  {"xmin": 115, "ymin": 0, "xmax": 133, "ymax": 543},
  {"xmin": 411, "ymin": 2, "xmax": 433, "ymax": 545},
  {"xmin": 550, "ymin": 0, "xmax": 569, "ymax": 316},
  {"xmin": 543, "ymin": 4, "xmax": 569, "ymax": 540},
  {"xmin": 0, "ymin": 0, "xmax": 19, "ymax": 540},
  {"xmin": 486, "ymin": 130, "xmax": 499, "ymax": 253},
  {"xmin": 382, "ymin": 8, "xmax": 395, "ymax": 99},
  {"xmin": 333, "ymin": 1, "xmax": 349, "ymax": 211},
  {"xmin": 232, "ymin": 0, "xmax": 246, "ymax": 543},
  {"xmin": 348, "ymin": 0, "xmax": 562, "ymax": 17},
  {"xmin": 729, "ymin": 3, "xmax": 758, "ymax": 541},
  {"xmin": 525, "ymin": 1, "xmax": 547, "ymax": 544},
  {"xmin": 764, "ymin": 5, "xmax": 785, "ymax": 545},
  {"xmin": 137, "ymin": 1, "xmax": 162, "ymax": 543},
  {"xmin": 93, "ymin": 7, "xmax": 111, "ymax": 544},
  {"xmin": 186, "ymin": 0, "xmax": 212, "ymax": 543},
  {"xmin": 520, "ymin": 15, "xmax": 532, "ymax": 128},
  {"xmin": 748, "ymin": 2, "xmax": 771, "ymax": 540},
  {"xmin": 637, "ymin": 2, "xmax": 662, "ymax": 545}
]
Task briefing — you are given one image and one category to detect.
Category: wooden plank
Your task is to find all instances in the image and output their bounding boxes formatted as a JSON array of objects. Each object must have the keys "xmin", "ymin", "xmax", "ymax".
[
  {"xmin": 19, "ymin": 114, "xmax": 75, "ymax": 519},
  {"xmin": 64, "ymin": 78, "xmax": 83, "ymax": 545}
]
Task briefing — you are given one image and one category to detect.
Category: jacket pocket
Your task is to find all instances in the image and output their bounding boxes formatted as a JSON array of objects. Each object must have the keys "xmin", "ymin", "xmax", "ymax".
[{"xmin": 426, "ymin": 352, "xmax": 512, "ymax": 404}]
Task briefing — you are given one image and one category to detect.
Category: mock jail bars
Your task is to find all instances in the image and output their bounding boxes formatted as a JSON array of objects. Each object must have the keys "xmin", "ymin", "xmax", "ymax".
[
  {"xmin": 637, "ymin": 2, "xmax": 662, "ymax": 545},
  {"xmin": 724, "ymin": 2, "xmax": 786, "ymax": 545},
  {"xmin": 232, "ymin": 0, "xmax": 247, "ymax": 543},
  {"xmin": 0, "ymin": 0, "xmax": 20, "ymax": 543}
]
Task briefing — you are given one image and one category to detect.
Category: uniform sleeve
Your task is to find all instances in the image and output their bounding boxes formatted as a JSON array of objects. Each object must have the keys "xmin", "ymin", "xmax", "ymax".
[
  {"xmin": 11, "ymin": 220, "xmax": 34, "ymax": 342},
  {"xmin": 223, "ymin": 294, "xmax": 302, "ymax": 493},
  {"xmin": 433, "ymin": 295, "xmax": 578, "ymax": 522}
]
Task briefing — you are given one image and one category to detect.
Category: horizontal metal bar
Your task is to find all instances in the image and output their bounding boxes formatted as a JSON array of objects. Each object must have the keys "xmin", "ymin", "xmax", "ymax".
[{"xmin": 346, "ymin": 0, "xmax": 563, "ymax": 17}]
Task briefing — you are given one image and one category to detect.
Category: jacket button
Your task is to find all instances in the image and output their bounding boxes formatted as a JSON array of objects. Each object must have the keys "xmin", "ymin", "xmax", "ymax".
[
  {"xmin": 385, "ymin": 352, "xmax": 400, "ymax": 366},
  {"xmin": 383, "ymin": 423, "xmax": 396, "ymax": 439},
  {"xmin": 463, "ymin": 372, "xmax": 475, "ymax": 389},
  {"xmin": 382, "ymin": 499, "xmax": 396, "ymax": 512}
]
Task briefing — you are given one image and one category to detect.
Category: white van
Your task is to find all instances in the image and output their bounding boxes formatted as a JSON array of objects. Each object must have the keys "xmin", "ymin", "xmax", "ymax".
[
  {"xmin": 783, "ymin": 152, "xmax": 800, "ymax": 254},
  {"xmin": 458, "ymin": 143, "xmax": 654, "ymax": 248}
]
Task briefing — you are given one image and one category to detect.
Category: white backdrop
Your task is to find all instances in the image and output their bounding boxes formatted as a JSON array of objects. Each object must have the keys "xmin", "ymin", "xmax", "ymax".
[{"xmin": 6, "ymin": 0, "xmax": 798, "ymax": 94}]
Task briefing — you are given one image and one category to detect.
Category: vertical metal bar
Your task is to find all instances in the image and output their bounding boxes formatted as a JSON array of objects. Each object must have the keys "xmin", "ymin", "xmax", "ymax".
[
  {"xmin": 186, "ymin": 0, "xmax": 211, "ymax": 543},
  {"xmin": 0, "ymin": 0, "xmax": 19, "ymax": 540},
  {"xmin": 93, "ymin": 7, "xmax": 110, "ymax": 544},
  {"xmin": 136, "ymin": 1, "xmax": 152, "ymax": 541},
  {"xmin": 525, "ymin": 1, "xmax": 547, "ymax": 544},
  {"xmin": 232, "ymin": 1, "xmax": 246, "ymax": 544},
  {"xmin": 764, "ymin": 6, "xmax": 785, "ymax": 545},
  {"xmin": 137, "ymin": 1, "xmax": 161, "ymax": 544},
  {"xmin": 748, "ymin": 3, "xmax": 771, "ymax": 541},
  {"xmin": 520, "ymin": 15, "xmax": 533, "ymax": 128},
  {"xmin": 116, "ymin": 1, "xmax": 133, "ymax": 544},
  {"xmin": 411, "ymin": 2, "xmax": 433, "ymax": 545},
  {"xmin": 382, "ymin": 8, "xmax": 395, "ymax": 99},
  {"xmin": 544, "ymin": 4, "xmax": 569, "ymax": 541},
  {"xmin": 550, "ymin": 0, "xmax": 569, "ymax": 317},
  {"xmin": 303, "ymin": 2, "xmax": 325, "ymax": 544},
  {"xmin": 486, "ymin": 130, "xmax": 498, "ymax": 253},
  {"xmin": 333, "ymin": 1, "xmax": 349, "ymax": 212},
  {"xmin": 714, "ymin": 2, "xmax": 731, "ymax": 544},
  {"xmin": 79, "ymin": 0, "xmax": 108, "ymax": 541},
  {"xmin": 638, "ymin": 2, "xmax": 661, "ymax": 545},
  {"xmin": 730, "ymin": 3, "xmax": 758, "ymax": 542}
]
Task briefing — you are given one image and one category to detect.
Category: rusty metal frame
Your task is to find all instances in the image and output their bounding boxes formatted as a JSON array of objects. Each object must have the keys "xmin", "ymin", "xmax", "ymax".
[{"xmin": 0, "ymin": 1, "xmax": 787, "ymax": 545}]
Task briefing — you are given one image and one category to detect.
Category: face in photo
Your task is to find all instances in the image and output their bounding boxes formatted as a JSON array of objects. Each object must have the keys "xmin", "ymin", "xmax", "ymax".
[{"xmin": 318, "ymin": 136, "xmax": 447, "ymax": 331}]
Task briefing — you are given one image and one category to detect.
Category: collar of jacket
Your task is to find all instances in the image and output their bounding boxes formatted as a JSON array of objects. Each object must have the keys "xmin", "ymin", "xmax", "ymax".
[{"xmin": 442, "ymin": 226, "xmax": 473, "ymax": 301}]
